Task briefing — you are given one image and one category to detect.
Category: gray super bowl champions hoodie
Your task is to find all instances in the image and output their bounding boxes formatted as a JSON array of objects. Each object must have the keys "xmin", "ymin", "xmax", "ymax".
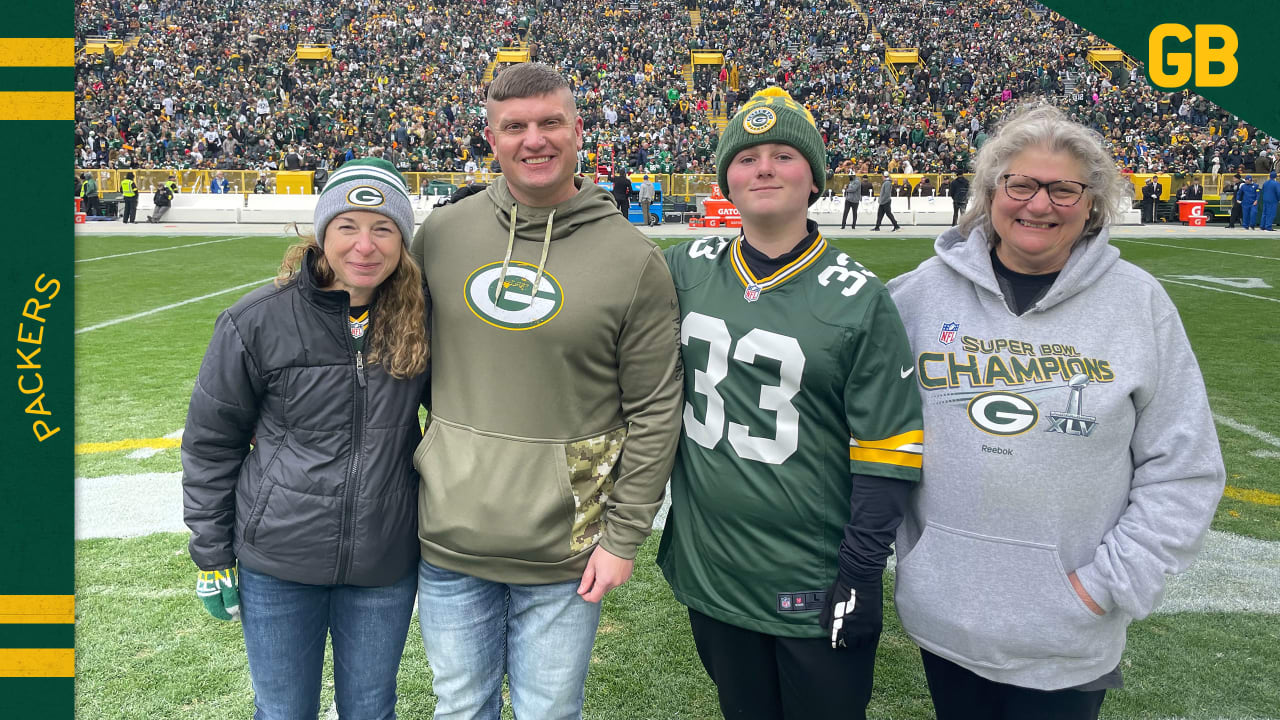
[{"xmin": 886, "ymin": 225, "xmax": 1225, "ymax": 690}]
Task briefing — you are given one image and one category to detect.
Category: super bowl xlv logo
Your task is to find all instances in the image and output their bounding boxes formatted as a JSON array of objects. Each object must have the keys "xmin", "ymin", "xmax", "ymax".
[
  {"xmin": 464, "ymin": 261, "xmax": 564, "ymax": 331},
  {"xmin": 1047, "ymin": 373, "xmax": 1097, "ymax": 437}
]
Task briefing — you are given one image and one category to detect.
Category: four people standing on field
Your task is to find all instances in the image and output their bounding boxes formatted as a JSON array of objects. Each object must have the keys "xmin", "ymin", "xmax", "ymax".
[{"xmin": 180, "ymin": 65, "xmax": 1225, "ymax": 720}]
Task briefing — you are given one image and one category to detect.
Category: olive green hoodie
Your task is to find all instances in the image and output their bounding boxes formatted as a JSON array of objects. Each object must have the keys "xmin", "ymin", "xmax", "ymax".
[{"xmin": 409, "ymin": 176, "xmax": 683, "ymax": 584}]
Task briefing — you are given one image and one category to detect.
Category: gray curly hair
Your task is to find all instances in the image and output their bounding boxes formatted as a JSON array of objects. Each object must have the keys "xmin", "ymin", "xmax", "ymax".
[{"xmin": 958, "ymin": 104, "xmax": 1132, "ymax": 244}]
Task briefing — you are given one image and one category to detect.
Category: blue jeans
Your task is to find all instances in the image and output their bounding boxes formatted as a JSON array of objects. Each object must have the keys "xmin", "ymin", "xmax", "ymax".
[
  {"xmin": 416, "ymin": 559, "xmax": 603, "ymax": 720},
  {"xmin": 239, "ymin": 565, "xmax": 417, "ymax": 720}
]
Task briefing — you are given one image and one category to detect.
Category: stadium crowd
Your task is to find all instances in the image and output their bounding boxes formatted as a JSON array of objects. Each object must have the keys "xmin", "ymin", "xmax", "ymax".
[{"xmin": 74, "ymin": 0, "xmax": 1275, "ymax": 183}]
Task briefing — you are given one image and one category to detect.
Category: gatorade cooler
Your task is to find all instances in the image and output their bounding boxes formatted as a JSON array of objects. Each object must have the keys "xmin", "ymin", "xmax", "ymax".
[{"xmin": 1178, "ymin": 200, "xmax": 1207, "ymax": 227}]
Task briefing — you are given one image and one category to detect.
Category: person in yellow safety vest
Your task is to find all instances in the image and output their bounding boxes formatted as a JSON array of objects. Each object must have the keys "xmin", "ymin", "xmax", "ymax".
[
  {"xmin": 120, "ymin": 172, "xmax": 139, "ymax": 224},
  {"xmin": 164, "ymin": 175, "xmax": 179, "ymax": 195}
]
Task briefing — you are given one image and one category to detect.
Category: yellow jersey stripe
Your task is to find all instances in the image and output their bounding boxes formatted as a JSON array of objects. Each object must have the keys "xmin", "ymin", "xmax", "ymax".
[
  {"xmin": 730, "ymin": 235, "xmax": 827, "ymax": 293},
  {"xmin": 0, "ymin": 92, "xmax": 74, "ymax": 121},
  {"xmin": 0, "ymin": 38, "xmax": 74, "ymax": 67},
  {"xmin": 733, "ymin": 233, "xmax": 826, "ymax": 284},
  {"xmin": 850, "ymin": 446, "xmax": 924, "ymax": 468},
  {"xmin": 0, "ymin": 649, "xmax": 75, "ymax": 677},
  {"xmin": 0, "ymin": 595, "xmax": 74, "ymax": 623},
  {"xmin": 851, "ymin": 430, "xmax": 924, "ymax": 451}
]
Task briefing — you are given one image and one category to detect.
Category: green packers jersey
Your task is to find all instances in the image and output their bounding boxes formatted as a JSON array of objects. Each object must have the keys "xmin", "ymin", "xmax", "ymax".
[{"xmin": 657, "ymin": 233, "xmax": 923, "ymax": 637}]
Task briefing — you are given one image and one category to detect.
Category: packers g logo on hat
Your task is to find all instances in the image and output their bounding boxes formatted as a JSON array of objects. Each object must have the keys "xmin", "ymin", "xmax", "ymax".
[
  {"xmin": 743, "ymin": 107, "xmax": 777, "ymax": 135},
  {"xmin": 347, "ymin": 186, "xmax": 385, "ymax": 207}
]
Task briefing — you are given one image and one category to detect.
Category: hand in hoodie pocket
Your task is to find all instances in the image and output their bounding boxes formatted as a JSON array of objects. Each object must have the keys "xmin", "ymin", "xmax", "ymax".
[{"xmin": 895, "ymin": 521, "xmax": 1114, "ymax": 669}]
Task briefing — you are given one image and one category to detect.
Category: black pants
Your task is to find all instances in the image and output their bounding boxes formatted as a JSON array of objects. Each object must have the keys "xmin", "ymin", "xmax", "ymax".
[
  {"xmin": 873, "ymin": 204, "xmax": 899, "ymax": 229},
  {"xmin": 84, "ymin": 195, "xmax": 101, "ymax": 216},
  {"xmin": 1142, "ymin": 200, "xmax": 1156, "ymax": 224},
  {"xmin": 1229, "ymin": 202, "xmax": 1242, "ymax": 227},
  {"xmin": 952, "ymin": 199, "xmax": 965, "ymax": 226},
  {"xmin": 921, "ymin": 650, "xmax": 1106, "ymax": 720},
  {"xmin": 122, "ymin": 196, "xmax": 137, "ymax": 223},
  {"xmin": 688, "ymin": 608, "xmax": 876, "ymax": 720},
  {"xmin": 842, "ymin": 200, "xmax": 859, "ymax": 228}
]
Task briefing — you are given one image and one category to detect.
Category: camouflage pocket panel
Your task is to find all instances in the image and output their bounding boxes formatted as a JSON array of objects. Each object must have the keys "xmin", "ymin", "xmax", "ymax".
[{"xmin": 566, "ymin": 427, "xmax": 627, "ymax": 552}]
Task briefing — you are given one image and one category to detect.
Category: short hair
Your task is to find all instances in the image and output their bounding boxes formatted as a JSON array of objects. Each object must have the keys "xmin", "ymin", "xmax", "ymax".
[
  {"xmin": 958, "ymin": 104, "xmax": 1131, "ymax": 243},
  {"xmin": 487, "ymin": 63, "xmax": 570, "ymax": 105}
]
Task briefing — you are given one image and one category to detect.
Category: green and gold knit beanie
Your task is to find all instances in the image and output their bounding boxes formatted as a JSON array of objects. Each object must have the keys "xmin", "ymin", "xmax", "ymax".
[
  {"xmin": 313, "ymin": 157, "xmax": 414, "ymax": 247},
  {"xmin": 716, "ymin": 87, "xmax": 826, "ymax": 206}
]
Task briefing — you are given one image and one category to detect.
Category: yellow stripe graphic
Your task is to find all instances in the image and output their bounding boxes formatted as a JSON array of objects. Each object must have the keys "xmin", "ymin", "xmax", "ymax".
[
  {"xmin": 0, "ymin": 92, "xmax": 74, "ymax": 121},
  {"xmin": 75, "ymin": 437, "xmax": 181, "ymax": 455},
  {"xmin": 850, "ymin": 446, "xmax": 923, "ymax": 468},
  {"xmin": 0, "ymin": 595, "xmax": 74, "ymax": 624},
  {"xmin": 0, "ymin": 38, "xmax": 73, "ymax": 67},
  {"xmin": 0, "ymin": 649, "xmax": 75, "ymax": 677},
  {"xmin": 1223, "ymin": 485, "xmax": 1280, "ymax": 508},
  {"xmin": 852, "ymin": 430, "xmax": 924, "ymax": 451}
]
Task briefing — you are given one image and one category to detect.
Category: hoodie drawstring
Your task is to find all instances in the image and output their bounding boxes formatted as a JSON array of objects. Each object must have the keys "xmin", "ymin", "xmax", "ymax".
[
  {"xmin": 494, "ymin": 204, "xmax": 555, "ymax": 309},
  {"xmin": 531, "ymin": 209, "xmax": 555, "ymax": 302},
  {"xmin": 495, "ymin": 203, "xmax": 519, "ymax": 306}
]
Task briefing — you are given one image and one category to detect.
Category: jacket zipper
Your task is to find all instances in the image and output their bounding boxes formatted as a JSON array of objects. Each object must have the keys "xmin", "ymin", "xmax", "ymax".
[{"xmin": 335, "ymin": 300, "xmax": 368, "ymax": 584}]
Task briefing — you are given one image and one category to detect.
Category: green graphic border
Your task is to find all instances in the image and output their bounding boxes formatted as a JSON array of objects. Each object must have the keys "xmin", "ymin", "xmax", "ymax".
[{"xmin": 2, "ymin": 4, "xmax": 75, "ymax": 717}]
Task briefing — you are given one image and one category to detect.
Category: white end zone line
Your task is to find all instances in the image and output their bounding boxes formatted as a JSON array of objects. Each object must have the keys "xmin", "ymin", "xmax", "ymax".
[
  {"xmin": 1159, "ymin": 278, "xmax": 1280, "ymax": 304},
  {"xmin": 77, "ymin": 236, "xmax": 252, "ymax": 263},
  {"xmin": 76, "ymin": 277, "xmax": 273, "ymax": 334},
  {"xmin": 1113, "ymin": 238, "xmax": 1280, "ymax": 261}
]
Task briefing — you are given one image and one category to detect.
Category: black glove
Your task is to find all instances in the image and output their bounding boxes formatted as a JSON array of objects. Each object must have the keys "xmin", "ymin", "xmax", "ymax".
[{"xmin": 818, "ymin": 575, "xmax": 883, "ymax": 650}]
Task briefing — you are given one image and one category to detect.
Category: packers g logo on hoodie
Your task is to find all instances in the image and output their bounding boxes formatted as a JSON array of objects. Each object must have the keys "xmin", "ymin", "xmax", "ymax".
[{"xmin": 464, "ymin": 261, "xmax": 564, "ymax": 330}]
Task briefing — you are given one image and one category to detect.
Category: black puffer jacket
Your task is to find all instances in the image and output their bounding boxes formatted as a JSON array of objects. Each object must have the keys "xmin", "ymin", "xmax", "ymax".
[{"xmin": 182, "ymin": 250, "xmax": 428, "ymax": 587}]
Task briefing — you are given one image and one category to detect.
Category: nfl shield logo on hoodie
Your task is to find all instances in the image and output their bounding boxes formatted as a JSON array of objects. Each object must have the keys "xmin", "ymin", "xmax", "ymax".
[{"xmin": 938, "ymin": 322, "xmax": 959, "ymax": 345}]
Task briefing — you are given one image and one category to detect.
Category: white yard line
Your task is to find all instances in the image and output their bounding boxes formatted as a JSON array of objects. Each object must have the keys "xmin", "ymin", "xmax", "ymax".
[
  {"xmin": 1214, "ymin": 413, "xmax": 1280, "ymax": 449},
  {"xmin": 1159, "ymin": 278, "xmax": 1280, "ymax": 304},
  {"xmin": 1251, "ymin": 450, "xmax": 1280, "ymax": 459},
  {"xmin": 1114, "ymin": 238, "xmax": 1280, "ymax": 261},
  {"xmin": 76, "ymin": 278, "xmax": 272, "ymax": 334},
  {"xmin": 77, "ymin": 236, "xmax": 248, "ymax": 263}
]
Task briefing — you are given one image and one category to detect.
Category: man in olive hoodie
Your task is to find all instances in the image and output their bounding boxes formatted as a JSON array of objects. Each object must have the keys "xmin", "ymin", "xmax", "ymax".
[{"xmin": 409, "ymin": 63, "xmax": 683, "ymax": 720}]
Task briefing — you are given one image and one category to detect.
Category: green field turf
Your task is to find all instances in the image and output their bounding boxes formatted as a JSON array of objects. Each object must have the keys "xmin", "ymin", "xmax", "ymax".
[{"xmin": 74, "ymin": 232, "xmax": 1280, "ymax": 719}]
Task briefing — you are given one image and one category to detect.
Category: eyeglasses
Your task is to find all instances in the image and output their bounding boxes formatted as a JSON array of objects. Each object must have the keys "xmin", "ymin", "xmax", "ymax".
[{"xmin": 1000, "ymin": 174, "xmax": 1090, "ymax": 207}]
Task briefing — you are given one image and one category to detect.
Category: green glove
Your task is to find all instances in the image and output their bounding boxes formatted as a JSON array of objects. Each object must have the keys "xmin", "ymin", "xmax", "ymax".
[{"xmin": 196, "ymin": 568, "xmax": 241, "ymax": 622}]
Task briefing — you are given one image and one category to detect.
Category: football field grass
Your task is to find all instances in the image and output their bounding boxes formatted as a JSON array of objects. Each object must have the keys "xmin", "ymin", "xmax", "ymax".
[{"xmin": 74, "ymin": 232, "xmax": 1280, "ymax": 719}]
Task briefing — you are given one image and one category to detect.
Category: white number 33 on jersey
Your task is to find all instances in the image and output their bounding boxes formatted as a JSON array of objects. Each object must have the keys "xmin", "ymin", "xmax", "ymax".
[{"xmin": 818, "ymin": 253, "xmax": 876, "ymax": 297}]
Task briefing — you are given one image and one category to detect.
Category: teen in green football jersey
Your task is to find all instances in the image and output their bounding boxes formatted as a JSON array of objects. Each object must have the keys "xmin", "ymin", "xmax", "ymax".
[{"xmin": 657, "ymin": 87, "xmax": 924, "ymax": 719}]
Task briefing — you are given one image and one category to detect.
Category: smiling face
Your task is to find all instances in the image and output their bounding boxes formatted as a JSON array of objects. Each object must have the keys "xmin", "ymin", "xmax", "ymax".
[
  {"xmin": 484, "ymin": 89, "xmax": 584, "ymax": 207},
  {"xmin": 724, "ymin": 142, "xmax": 817, "ymax": 225},
  {"xmin": 322, "ymin": 210, "xmax": 403, "ymax": 306},
  {"xmin": 991, "ymin": 146, "xmax": 1093, "ymax": 275}
]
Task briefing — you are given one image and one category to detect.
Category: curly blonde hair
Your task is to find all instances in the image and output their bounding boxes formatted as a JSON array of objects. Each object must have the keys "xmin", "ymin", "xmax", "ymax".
[{"xmin": 277, "ymin": 235, "xmax": 428, "ymax": 379}]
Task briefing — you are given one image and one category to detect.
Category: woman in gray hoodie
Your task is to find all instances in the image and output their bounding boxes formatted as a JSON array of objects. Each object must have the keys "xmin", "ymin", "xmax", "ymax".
[{"xmin": 887, "ymin": 104, "xmax": 1225, "ymax": 719}]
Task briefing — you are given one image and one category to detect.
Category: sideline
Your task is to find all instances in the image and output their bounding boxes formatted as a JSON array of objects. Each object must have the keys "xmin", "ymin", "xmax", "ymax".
[
  {"xmin": 76, "ymin": 237, "xmax": 248, "ymax": 263},
  {"xmin": 76, "ymin": 277, "xmax": 272, "ymax": 334}
]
